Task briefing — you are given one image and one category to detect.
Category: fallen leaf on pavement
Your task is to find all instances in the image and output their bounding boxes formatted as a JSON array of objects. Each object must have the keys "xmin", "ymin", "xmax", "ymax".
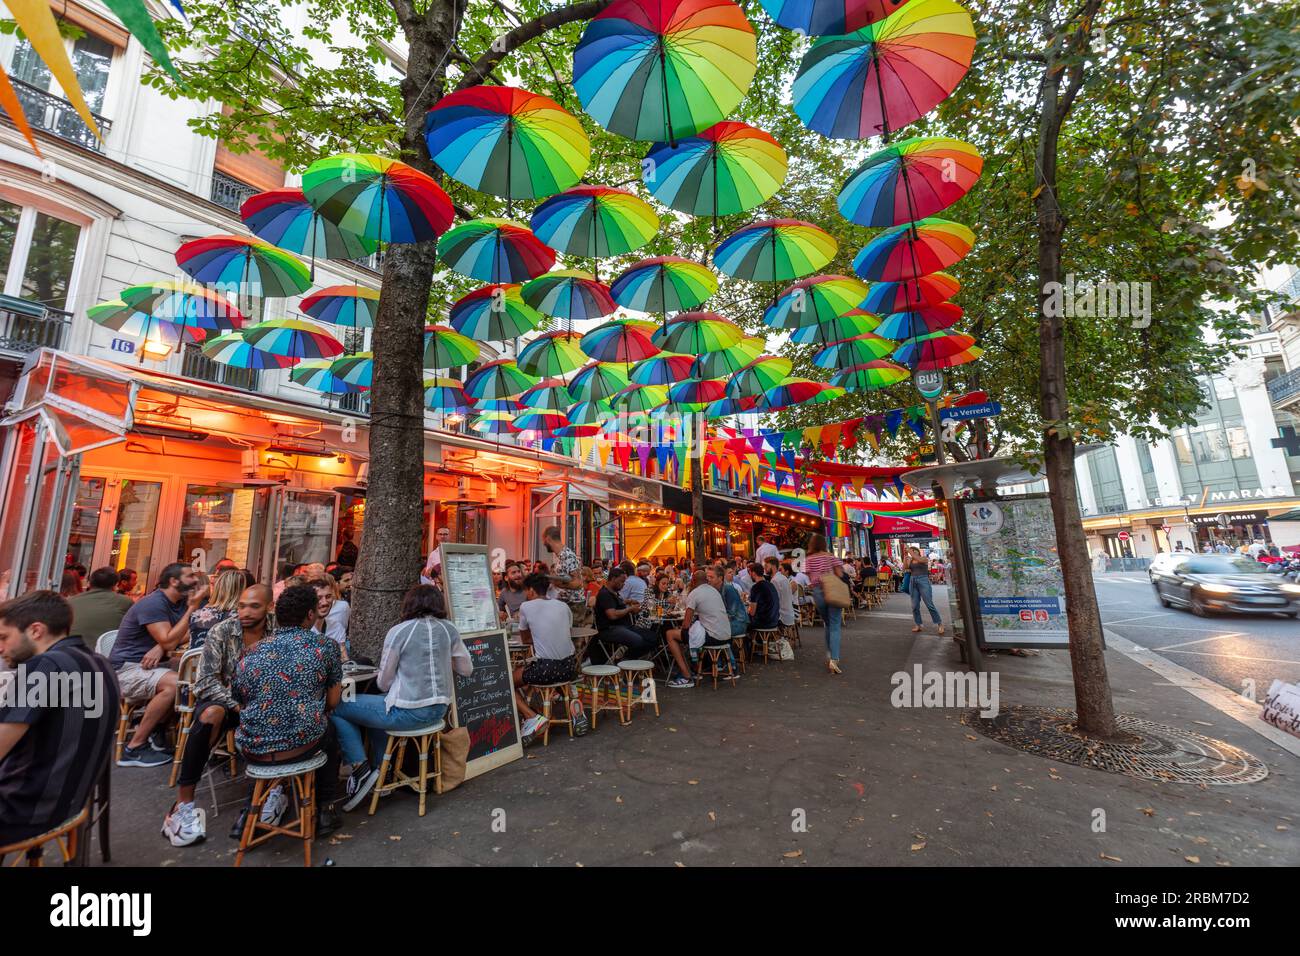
[
  {"xmin": 688, "ymin": 779, "xmax": 699, "ymax": 785},
  {"xmin": 783, "ymin": 850, "xmax": 803, "ymax": 859},
  {"xmin": 911, "ymin": 842, "xmax": 927, "ymax": 852},
  {"xmin": 708, "ymin": 811, "xmax": 716, "ymax": 821},
  {"xmin": 388, "ymin": 835, "xmax": 401, "ymax": 841},
  {"xmin": 1140, "ymin": 807, "xmax": 1155, "ymax": 816},
  {"xmin": 1185, "ymin": 855, "xmax": 1200, "ymax": 864},
  {"xmin": 1100, "ymin": 853, "xmax": 1123, "ymax": 863}
]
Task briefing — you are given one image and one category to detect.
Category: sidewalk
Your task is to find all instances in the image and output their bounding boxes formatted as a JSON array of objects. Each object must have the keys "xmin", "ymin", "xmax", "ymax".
[{"xmin": 101, "ymin": 588, "xmax": 1299, "ymax": 867}]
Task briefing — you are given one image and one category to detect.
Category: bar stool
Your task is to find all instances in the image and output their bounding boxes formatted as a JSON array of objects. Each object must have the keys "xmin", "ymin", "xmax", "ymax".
[
  {"xmin": 618, "ymin": 660, "xmax": 658, "ymax": 718},
  {"xmin": 695, "ymin": 643, "xmax": 737, "ymax": 689},
  {"xmin": 235, "ymin": 752, "xmax": 326, "ymax": 867},
  {"xmin": 581, "ymin": 664, "xmax": 625, "ymax": 728},
  {"xmin": 750, "ymin": 626, "xmax": 781, "ymax": 665},
  {"xmin": 730, "ymin": 635, "xmax": 747, "ymax": 674},
  {"xmin": 369, "ymin": 721, "xmax": 445, "ymax": 816},
  {"xmin": 0, "ymin": 806, "xmax": 88, "ymax": 866},
  {"xmin": 536, "ymin": 682, "xmax": 578, "ymax": 745},
  {"xmin": 782, "ymin": 622, "xmax": 801, "ymax": 651}
]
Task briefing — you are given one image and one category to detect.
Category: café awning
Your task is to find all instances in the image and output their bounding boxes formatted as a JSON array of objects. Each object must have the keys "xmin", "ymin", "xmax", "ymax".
[{"xmin": 0, "ymin": 349, "xmax": 138, "ymax": 456}]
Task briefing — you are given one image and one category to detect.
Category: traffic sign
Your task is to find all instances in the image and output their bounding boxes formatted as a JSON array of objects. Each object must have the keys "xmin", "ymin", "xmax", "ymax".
[
  {"xmin": 1117, "ymin": 531, "xmax": 1131, "ymax": 542},
  {"xmin": 938, "ymin": 401, "xmax": 1003, "ymax": 423},
  {"xmin": 915, "ymin": 369, "xmax": 945, "ymax": 401},
  {"xmin": 1160, "ymin": 524, "xmax": 1171, "ymax": 533}
]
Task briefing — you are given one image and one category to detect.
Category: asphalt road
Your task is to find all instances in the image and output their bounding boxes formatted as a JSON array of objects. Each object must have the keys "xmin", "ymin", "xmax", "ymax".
[{"xmin": 1095, "ymin": 572, "xmax": 1300, "ymax": 700}]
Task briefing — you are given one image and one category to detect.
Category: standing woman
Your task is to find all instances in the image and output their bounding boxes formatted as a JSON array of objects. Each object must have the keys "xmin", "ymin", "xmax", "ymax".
[
  {"xmin": 907, "ymin": 547, "xmax": 944, "ymax": 634},
  {"xmin": 804, "ymin": 533, "xmax": 847, "ymax": 674}
]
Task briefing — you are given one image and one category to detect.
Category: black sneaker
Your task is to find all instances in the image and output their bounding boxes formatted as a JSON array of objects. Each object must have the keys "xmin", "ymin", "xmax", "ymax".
[
  {"xmin": 229, "ymin": 806, "xmax": 250, "ymax": 841},
  {"xmin": 341, "ymin": 763, "xmax": 380, "ymax": 812},
  {"xmin": 316, "ymin": 805, "xmax": 343, "ymax": 837},
  {"xmin": 118, "ymin": 744, "xmax": 170, "ymax": 768},
  {"xmin": 148, "ymin": 729, "xmax": 172, "ymax": 753}
]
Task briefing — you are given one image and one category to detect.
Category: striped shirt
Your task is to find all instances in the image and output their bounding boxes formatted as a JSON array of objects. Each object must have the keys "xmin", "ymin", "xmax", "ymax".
[{"xmin": 803, "ymin": 552, "xmax": 844, "ymax": 588}]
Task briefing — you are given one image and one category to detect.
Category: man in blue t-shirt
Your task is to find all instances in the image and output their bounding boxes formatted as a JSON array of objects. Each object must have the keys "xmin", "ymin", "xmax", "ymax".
[
  {"xmin": 746, "ymin": 562, "xmax": 780, "ymax": 631},
  {"xmin": 109, "ymin": 562, "xmax": 206, "ymax": 768}
]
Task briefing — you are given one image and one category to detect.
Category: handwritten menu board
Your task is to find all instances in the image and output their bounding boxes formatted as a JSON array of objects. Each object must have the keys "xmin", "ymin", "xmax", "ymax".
[
  {"xmin": 453, "ymin": 630, "xmax": 523, "ymax": 779},
  {"xmin": 440, "ymin": 544, "xmax": 498, "ymax": 635}
]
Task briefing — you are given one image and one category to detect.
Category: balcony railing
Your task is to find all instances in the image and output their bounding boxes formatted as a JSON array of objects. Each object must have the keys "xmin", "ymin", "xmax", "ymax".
[
  {"xmin": 0, "ymin": 296, "xmax": 72, "ymax": 354},
  {"xmin": 181, "ymin": 343, "xmax": 260, "ymax": 391},
  {"xmin": 210, "ymin": 170, "xmax": 259, "ymax": 214},
  {"xmin": 338, "ymin": 391, "xmax": 370, "ymax": 415},
  {"xmin": 9, "ymin": 77, "xmax": 110, "ymax": 152},
  {"xmin": 1266, "ymin": 367, "xmax": 1300, "ymax": 407}
]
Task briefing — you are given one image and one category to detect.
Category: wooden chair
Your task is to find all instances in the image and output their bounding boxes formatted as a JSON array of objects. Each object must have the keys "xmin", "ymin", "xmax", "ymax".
[
  {"xmin": 730, "ymin": 635, "xmax": 747, "ymax": 674},
  {"xmin": 0, "ymin": 806, "xmax": 89, "ymax": 867},
  {"xmin": 618, "ymin": 660, "xmax": 658, "ymax": 718},
  {"xmin": 95, "ymin": 631, "xmax": 145, "ymax": 764},
  {"xmin": 695, "ymin": 644, "xmax": 737, "ymax": 689},
  {"xmin": 235, "ymin": 752, "xmax": 326, "ymax": 867},
  {"xmin": 749, "ymin": 626, "xmax": 781, "ymax": 665},
  {"xmin": 536, "ymin": 682, "xmax": 579, "ymax": 745},
  {"xmin": 580, "ymin": 664, "xmax": 625, "ymax": 728},
  {"xmin": 369, "ymin": 721, "xmax": 445, "ymax": 817}
]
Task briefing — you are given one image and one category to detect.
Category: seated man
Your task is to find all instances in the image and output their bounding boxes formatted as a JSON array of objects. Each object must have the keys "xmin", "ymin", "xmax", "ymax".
[
  {"xmin": 747, "ymin": 562, "xmax": 781, "ymax": 632},
  {"xmin": 665, "ymin": 568, "xmax": 734, "ymax": 688},
  {"xmin": 232, "ymin": 584, "xmax": 344, "ymax": 836},
  {"xmin": 109, "ymin": 562, "xmax": 207, "ymax": 768},
  {"xmin": 67, "ymin": 566, "xmax": 134, "ymax": 649},
  {"xmin": 162, "ymin": 584, "xmax": 274, "ymax": 847},
  {"xmin": 769, "ymin": 558, "xmax": 797, "ymax": 630},
  {"xmin": 512, "ymin": 573, "xmax": 577, "ymax": 741},
  {"xmin": 592, "ymin": 568, "xmax": 657, "ymax": 662},
  {"xmin": 0, "ymin": 591, "xmax": 120, "ymax": 852},
  {"xmin": 618, "ymin": 560, "xmax": 647, "ymax": 605}
]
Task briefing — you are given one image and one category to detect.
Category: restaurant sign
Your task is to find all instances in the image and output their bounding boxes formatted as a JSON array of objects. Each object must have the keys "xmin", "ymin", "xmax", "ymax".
[{"xmin": 1189, "ymin": 510, "xmax": 1269, "ymax": 526}]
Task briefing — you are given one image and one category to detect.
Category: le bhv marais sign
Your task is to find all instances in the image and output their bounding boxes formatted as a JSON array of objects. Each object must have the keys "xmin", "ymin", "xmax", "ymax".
[{"xmin": 1153, "ymin": 484, "xmax": 1291, "ymax": 508}]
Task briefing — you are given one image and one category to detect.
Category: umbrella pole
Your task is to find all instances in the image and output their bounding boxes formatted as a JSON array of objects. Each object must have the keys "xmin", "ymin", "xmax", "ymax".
[
  {"xmin": 659, "ymin": 42, "xmax": 675, "ymax": 149},
  {"xmin": 506, "ymin": 124, "xmax": 514, "ymax": 218},
  {"xmin": 309, "ymin": 213, "xmax": 318, "ymax": 282},
  {"xmin": 712, "ymin": 148, "xmax": 719, "ymax": 238},
  {"xmin": 139, "ymin": 315, "xmax": 149, "ymax": 365},
  {"xmin": 872, "ymin": 48, "xmax": 892, "ymax": 144}
]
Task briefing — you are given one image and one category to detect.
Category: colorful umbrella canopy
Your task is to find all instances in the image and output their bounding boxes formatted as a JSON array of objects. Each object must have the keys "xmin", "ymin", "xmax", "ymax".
[
  {"xmin": 436, "ymin": 218, "xmax": 556, "ymax": 284},
  {"xmin": 425, "ymin": 86, "xmax": 589, "ymax": 206},
  {"xmin": 860, "ymin": 271, "xmax": 959, "ymax": 313},
  {"xmin": 291, "ymin": 359, "xmax": 367, "ymax": 394},
  {"xmin": 201, "ymin": 331, "xmax": 298, "ymax": 369},
  {"xmin": 629, "ymin": 352, "xmax": 696, "ymax": 386},
  {"xmin": 792, "ymin": 0, "xmax": 977, "ymax": 139},
  {"xmin": 566, "ymin": 399, "xmax": 615, "ymax": 426},
  {"xmin": 553, "ymin": 423, "xmax": 603, "ymax": 438},
  {"xmin": 300, "ymin": 285, "xmax": 381, "ymax": 328},
  {"xmin": 448, "ymin": 283, "xmax": 545, "ymax": 341},
  {"xmin": 757, "ymin": 379, "xmax": 845, "ymax": 411},
  {"xmin": 331, "ymin": 352, "xmax": 374, "ymax": 388},
  {"xmin": 893, "ymin": 330, "xmax": 981, "ymax": 369},
  {"xmin": 519, "ymin": 378, "xmax": 574, "ymax": 411},
  {"xmin": 852, "ymin": 218, "xmax": 975, "ymax": 282},
  {"xmin": 873, "ymin": 302, "xmax": 963, "ymax": 339},
  {"xmin": 423, "ymin": 377, "xmax": 472, "ymax": 411},
  {"xmin": 240, "ymin": 188, "xmax": 377, "ymax": 269},
  {"xmin": 691, "ymin": 335, "xmax": 763, "ymax": 378},
  {"xmin": 713, "ymin": 219, "xmax": 837, "ymax": 282},
  {"xmin": 520, "ymin": 270, "xmax": 616, "ymax": 323},
  {"xmin": 243, "ymin": 317, "xmax": 344, "ymax": 362},
  {"xmin": 302, "ymin": 153, "xmax": 454, "ymax": 244},
  {"xmin": 705, "ymin": 394, "xmax": 760, "ymax": 418},
  {"xmin": 610, "ymin": 256, "xmax": 718, "ymax": 314},
  {"xmin": 788, "ymin": 308, "xmax": 881, "ymax": 346},
  {"xmin": 118, "ymin": 280, "xmax": 246, "ymax": 334},
  {"xmin": 812, "ymin": 332, "xmax": 895, "ymax": 369},
  {"xmin": 422, "ymin": 325, "xmax": 478, "ymax": 369},
  {"xmin": 725, "ymin": 354, "xmax": 794, "ymax": 398},
  {"xmin": 472, "ymin": 397, "xmax": 524, "ymax": 414},
  {"xmin": 830, "ymin": 359, "xmax": 910, "ymax": 391},
  {"xmin": 573, "ymin": 0, "xmax": 758, "ymax": 145},
  {"xmin": 611, "ymin": 383, "xmax": 670, "ymax": 413},
  {"xmin": 568, "ymin": 361, "xmax": 631, "ymax": 402},
  {"xmin": 175, "ymin": 235, "xmax": 311, "ymax": 299},
  {"xmin": 516, "ymin": 330, "xmax": 588, "ymax": 377},
  {"xmin": 650, "ymin": 311, "xmax": 744, "ymax": 354},
  {"xmin": 759, "ymin": 0, "xmax": 914, "ymax": 36},
  {"xmin": 464, "ymin": 359, "xmax": 538, "ymax": 400},
  {"xmin": 87, "ymin": 300, "xmax": 207, "ymax": 355},
  {"xmin": 837, "ymin": 137, "xmax": 983, "ymax": 228},
  {"xmin": 514, "ymin": 410, "xmax": 570, "ymax": 432},
  {"xmin": 472, "ymin": 413, "xmax": 521, "ymax": 436},
  {"xmin": 667, "ymin": 377, "xmax": 727, "ymax": 407},
  {"xmin": 580, "ymin": 318, "xmax": 661, "ymax": 363},
  {"xmin": 642, "ymin": 121, "xmax": 787, "ymax": 226},
  {"xmin": 763, "ymin": 274, "xmax": 870, "ymax": 330},
  {"xmin": 530, "ymin": 185, "xmax": 658, "ymax": 260}
]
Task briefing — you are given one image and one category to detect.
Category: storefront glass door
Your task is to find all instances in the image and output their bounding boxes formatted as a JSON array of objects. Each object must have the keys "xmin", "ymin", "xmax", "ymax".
[
  {"xmin": 178, "ymin": 485, "xmax": 273, "ymax": 574},
  {"xmin": 272, "ymin": 490, "xmax": 338, "ymax": 579},
  {"xmin": 109, "ymin": 479, "xmax": 163, "ymax": 590},
  {"xmin": 66, "ymin": 476, "xmax": 105, "ymax": 571}
]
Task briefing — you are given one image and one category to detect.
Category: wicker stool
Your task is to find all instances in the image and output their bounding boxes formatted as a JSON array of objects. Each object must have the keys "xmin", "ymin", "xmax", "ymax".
[
  {"xmin": 618, "ymin": 660, "xmax": 658, "ymax": 718},
  {"xmin": 730, "ymin": 635, "xmax": 747, "ymax": 674},
  {"xmin": 235, "ymin": 752, "xmax": 326, "ymax": 867},
  {"xmin": 750, "ymin": 627, "xmax": 781, "ymax": 665},
  {"xmin": 781, "ymin": 623, "xmax": 800, "ymax": 653},
  {"xmin": 369, "ymin": 721, "xmax": 445, "ymax": 817},
  {"xmin": 0, "ymin": 806, "xmax": 88, "ymax": 867},
  {"xmin": 581, "ymin": 664, "xmax": 625, "ymax": 728},
  {"xmin": 695, "ymin": 644, "xmax": 737, "ymax": 689},
  {"xmin": 536, "ymin": 682, "xmax": 578, "ymax": 745}
]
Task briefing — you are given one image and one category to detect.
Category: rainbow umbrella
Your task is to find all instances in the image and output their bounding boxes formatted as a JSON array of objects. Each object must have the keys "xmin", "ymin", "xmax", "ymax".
[
  {"xmin": 520, "ymin": 378, "xmax": 573, "ymax": 411},
  {"xmin": 725, "ymin": 354, "xmax": 793, "ymax": 398},
  {"xmin": 465, "ymin": 359, "xmax": 538, "ymax": 400},
  {"xmin": 201, "ymin": 331, "xmax": 298, "ymax": 369},
  {"xmin": 331, "ymin": 352, "xmax": 374, "ymax": 388},
  {"xmin": 472, "ymin": 413, "xmax": 521, "ymax": 436},
  {"xmin": 642, "ymin": 121, "xmax": 787, "ymax": 230},
  {"xmin": 300, "ymin": 285, "xmax": 381, "ymax": 328},
  {"xmin": 472, "ymin": 397, "xmax": 524, "ymax": 414},
  {"xmin": 692, "ymin": 335, "xmax": 763, "ymax": 378},
  {"xmin": 175, "ymin": 235, "xmax": 311, "ymax": 299},
  {"xmin": 610, "ymin": 256, "xmax": 718, "ymax": 314},
  {"xmin": 792, "ymin": 0, "xmax": 977, "ymax": 140},
  {"xmin": 425, "ymin": 86, "xmax": 589, "ymax": 212},
  {"xmin": 117, "ymin": 280, "xmax": 246, "ymax": 342},
  {"xmin": 873, "ymin": 302, "xmax": 963, "ymax": 339},
  {"xmin": 713, "ymin": 219, "xmax": 837, "ymax": 284},
  {"xmin": 566, "ymin": 399, "xmax": 615, "ymax": 426},
  {"xmin": 852, "ymin": 218, "xmax": 975, "ymax": 282},
  {"xmin": 611, "ymin": 383, "xmax": 670, "ymax": 413},
  {"xmin": 830, "ymin": 359, "xmax": 910, "ymax": 391},
  {"xmin": 291, "ymin": 359, "xmax": 367, "ymax": 394},
  {"xmin": 759, "ymin": 0, "xmax": 914, "ymax": 35},
  {"xmin": 812, "ymin": 333, "xmax": 895, "ymax": 369},
  {"xmin": 668, "ymin": 377, "xmax": 727, "ymax": 407},
  {"xmin": 423, "ymin": 377, "xmax": 472, "ymax": 411},
  {"xmin": 580, "ymin": 319, "xmax": 661, "ymax": 363},
  {"xmin": 892, "ymin": 330, "xmax": 980, "ymax": 369},
  {"xmin": 243, "ymin": 317, "xmax": 344, "ymax": 363},
  {"xmin": 302, "ymin": 153, "xmax": 454, "ymax": 245},
  {"xmin": 788, "ymin": 308, "xmax": 881, "ymax": 346},
  {"xmin": 837, "ymin": 137, "xmax": 983, "ymax": 227},
  {"xmin": 514, "ymin": 410, "xmax": 570, "ymax": 432},
  {"xmin": 554, "ymin": 423, "xmax": 603, "ymax": 439},
  {"xmin": 650, "ymin": 311, "xmax": 743, "ymax": 353},
  {"xmin": 756, "ymin": 379, "xmax": 845, "ymax": 411},
  {"xmin": 240, "ymin": 187, "xmax": 376, "ymax": 278},
  {"xmin": 529, "ymin": 185, "xmax": 658, "ymax": 261},
  {"xmin": 87, "ymin": 300, "xmax": 208, "ymax": 363},
  {"xmin": 568, "ymin": 361, "xmax": 631, "ymax": 402},
  {"xmin": 422, "ymin": 325, "xmax": 478, "ymax": 369},
  {"xmin": 517, "ymin": 330, "xmax": 587, "ymax": 377},
  {"xmin": 629, "ymin": 352, "xmax": 696, "ymax": 386},
  {"xmin": 705, "ymin": 394, "xmax": 759, "ymax": 418},
  {"xmin": 763, "ymin": 274, "xmax": 870, "ymax": 330},
  {"xmin": 520, "ymin": 270, "xmax": 616, "ymax": 324},
  {"xmin": 448, "ymin": 283, "xmax": 545, "ymax": 341},
  {"xmin": 436, "ymin": 218, "xmax": 556, "ymax": 284},
  {"xmin": 573, "ymin": 0, "xmax": 758, "ymax": 146},
  {"xmin": 861, "ymin": 271, "xmax": 959, "ymax": 313}
]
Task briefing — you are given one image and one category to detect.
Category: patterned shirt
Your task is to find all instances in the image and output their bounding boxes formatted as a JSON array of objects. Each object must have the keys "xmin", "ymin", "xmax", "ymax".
[
  {"xmin": 194, "ymin": 614, "xmax": 275, "ymax": 711},
  {"xmin": 233, "ymin": 625, "xmax": 341, "ymax": 756},
  {"xmin": 551, "ymin": 547, "xmax": 583, "ymax": 603}
]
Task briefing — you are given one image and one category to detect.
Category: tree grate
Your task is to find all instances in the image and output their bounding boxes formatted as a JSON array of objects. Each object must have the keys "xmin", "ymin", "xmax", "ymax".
[{"xmin": 964, "ymin": 706, "xmax": 1269, "ymax": 786}]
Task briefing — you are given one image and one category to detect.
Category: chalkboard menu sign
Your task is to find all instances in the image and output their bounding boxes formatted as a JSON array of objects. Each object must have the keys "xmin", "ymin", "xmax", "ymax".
[
  {"xmin": 453, "ymin": 629, "xmax": 523, "ymax": 779},
  {"xmin": 440, "ymin": 544, "xmax": 499, "ymax": 635}
]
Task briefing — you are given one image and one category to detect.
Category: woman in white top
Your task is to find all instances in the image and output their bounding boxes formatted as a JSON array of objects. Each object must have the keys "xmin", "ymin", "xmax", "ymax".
[{"xmin": 329, "ymin": 584, "xmax": 472, "ymax": 811}]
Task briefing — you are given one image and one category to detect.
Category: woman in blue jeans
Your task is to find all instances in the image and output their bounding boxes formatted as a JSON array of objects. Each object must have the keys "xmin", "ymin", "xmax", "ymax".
[
  {"xmin": 331, "ymin": 584, "xmax": 472, "ymax": 812},
  {"xmin": 906, "ymin": 548, "xmax": 945, "ymax": 634},
  {"xmin": 804, "ymin": 533, "xmax": 846, "ymax": 674}
]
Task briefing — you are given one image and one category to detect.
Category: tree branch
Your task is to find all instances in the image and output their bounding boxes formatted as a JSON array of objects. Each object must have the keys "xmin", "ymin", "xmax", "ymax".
[{"xmin": 456, "ymin": 0, "xmax": 611, "ymax": 91}]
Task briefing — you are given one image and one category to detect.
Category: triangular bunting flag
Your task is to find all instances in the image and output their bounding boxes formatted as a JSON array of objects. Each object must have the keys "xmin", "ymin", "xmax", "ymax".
[{"xmin": 9, "ymin": 0, "xmax": 102, "ymax": 138}]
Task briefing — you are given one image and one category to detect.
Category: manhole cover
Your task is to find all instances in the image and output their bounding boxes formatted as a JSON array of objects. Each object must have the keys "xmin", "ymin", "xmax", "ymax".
[{"xmin": 965, "ymin": 706, "xmax": 1268, "ymax": 785}]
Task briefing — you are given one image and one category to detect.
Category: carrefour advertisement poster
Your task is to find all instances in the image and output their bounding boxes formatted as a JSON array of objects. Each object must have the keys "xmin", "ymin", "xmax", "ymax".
[{"xmin": 964, "ymin": 496, "xmax": 1070, "ymax": 647}]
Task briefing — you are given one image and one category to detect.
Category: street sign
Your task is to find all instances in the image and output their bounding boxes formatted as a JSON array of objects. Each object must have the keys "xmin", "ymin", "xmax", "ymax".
[
  {"xmin": 915, "ymin": 369, "xmax": 945, "ymax": 401},
  {"xmin": 1160, "ymin": 524, "xmax": 1171, "ymax": 533},
  {"xmin": 938, "ymin": 401, "xmax": 1003, "ymax": 422},
  {"xmin": 110, "ymin": 338, "xmax": 135, "ymax": 354},
  {"xmin": 1117, "ymin": 530, "xmax": 1131, "ymax": 542}
]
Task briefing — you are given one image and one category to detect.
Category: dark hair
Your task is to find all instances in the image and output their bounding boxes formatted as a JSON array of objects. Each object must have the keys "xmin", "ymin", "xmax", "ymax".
[
  {"xmin": 618, "ymin": 559, "xmax": 635, "ymax": 576},
  {"xmin": 606, "ymin": 567, "xmax": 627, "ymax": 583},
  {"xmin": 59, "ymin": 571, "xmax": 80, "ymax": 596},
  {"xmin": 523, "ymin": 572, "xmax": 550, "ymax": 595},
  {"xmin": 275, "ymin": 584, "xmax": 319, "ymax": 628},
  {"xmin": 157, "ymin": 562, "xmax": 190, "ymax": 590},
  {"xmin": 0, "ymin": 590, "xmax": 71, "ymax": 637},
  {"xmin": 807, "ymin": 533, "xmax": 828, "ymax": 554},
  {"xmin": 401, "ymin": 584, "xmax": 446, "ymax": 620},
  {"xmin": 542, "ymin": 525, "xmax": 562, "ymax": 543},
  {"xmin": 88, "ymin": 566, "xmax": 119, "ymax": 590},
  {"xmin": 118, "ymin": 568, "xmax": 137, "ymax": 584},
  {"xmin": 240, "ymin": 569, "xmax": 256, "ymax": 588}
]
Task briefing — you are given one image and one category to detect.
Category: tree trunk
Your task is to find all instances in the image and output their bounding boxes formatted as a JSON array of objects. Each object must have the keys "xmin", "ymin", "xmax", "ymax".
[{"xmin": 690, "ymin": 413, "xmax": 705, "ymax": 564}]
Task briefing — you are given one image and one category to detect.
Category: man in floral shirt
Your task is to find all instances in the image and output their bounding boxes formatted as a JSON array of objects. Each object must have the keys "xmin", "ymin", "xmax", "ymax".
[
  {"xmin": 233, "ymin": 584, "xmax": 344, "ymax": 834},
  {"xmin": 542, "ymin": 525, "xmax": 587, "ymax": 626}
]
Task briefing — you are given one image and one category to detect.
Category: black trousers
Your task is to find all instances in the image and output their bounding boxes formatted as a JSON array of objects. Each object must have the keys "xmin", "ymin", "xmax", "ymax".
[{"xmin": 178, "ymin": 699, "xmax": 240, "ymax": 788}]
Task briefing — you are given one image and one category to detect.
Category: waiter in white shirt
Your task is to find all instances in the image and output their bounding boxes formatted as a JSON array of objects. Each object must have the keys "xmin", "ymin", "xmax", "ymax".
[
  {"xmin": 755, "ymin": 534, "xmax": 780, "ymax": 566},
  {"xmin": 424, "ymin": 527, "xmax": 451, "ymax": 575}
]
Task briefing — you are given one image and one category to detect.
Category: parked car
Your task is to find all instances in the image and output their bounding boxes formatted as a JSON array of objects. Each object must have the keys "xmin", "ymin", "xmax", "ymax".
[{"xmin": 1148, "ymin": 552, "xmax": 1300, "ymax": 617}]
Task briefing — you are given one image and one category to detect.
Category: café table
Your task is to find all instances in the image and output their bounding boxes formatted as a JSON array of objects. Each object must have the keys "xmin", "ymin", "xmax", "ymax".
[{"xmin": 340, "ymin": 663, "xmax": 378, "ymax": 697}]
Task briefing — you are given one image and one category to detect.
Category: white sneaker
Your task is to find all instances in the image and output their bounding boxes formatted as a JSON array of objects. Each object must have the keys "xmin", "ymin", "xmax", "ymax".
[
  {"xmin": 259, "ymin": 784, "xmax": 288, "ymax": 826},
  {"xmin": 162, "ymin": 801, "xmax": 206, "ymax": 847},
  {"xmin": 520, "ymin": 715, "xmax": 547, "ymax": 740}
]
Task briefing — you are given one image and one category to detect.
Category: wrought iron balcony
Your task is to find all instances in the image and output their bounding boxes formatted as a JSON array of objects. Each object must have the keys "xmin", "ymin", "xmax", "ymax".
[
  {"xmin": 0, "ymin": 296, "xmax": 72, "ymax": 354},
  {"xmin": 9, "ymin": 77, "xmax": 110, "ymax": 152},
  {"xmin": 210, "ymin": 170, "xmax": 259, "ymax": 214},
  {"xmin": 181, "ymin": 343, "xmax": 260, "ymax": 391},
  {"xmin": 338, "ymin": 391, "xmax": 370, "ymax": 415},
  {"xmin": 1266, "ymin": 366, "xmax": 1300, "ymax": 408}
]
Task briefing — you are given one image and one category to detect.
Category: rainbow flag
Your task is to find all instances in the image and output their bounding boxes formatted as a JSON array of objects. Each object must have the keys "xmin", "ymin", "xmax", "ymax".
[{"xmin": 758, "ymin": 471, "xmax": 857, "ymax": 537}]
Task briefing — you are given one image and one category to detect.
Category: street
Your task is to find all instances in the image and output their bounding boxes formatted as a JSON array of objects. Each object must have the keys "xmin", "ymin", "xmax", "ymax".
[{"xmin": 1096, "ymin": 573, "xmax": 1300, "ymax": 700}]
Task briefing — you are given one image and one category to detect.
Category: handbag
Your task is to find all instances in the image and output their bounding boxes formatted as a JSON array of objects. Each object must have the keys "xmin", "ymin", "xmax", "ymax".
[
  {"xmin": 820, "ymin": 566, "xmax": 851, "ymax": 609},
  {"xmin": 437, "ymin": 725, "xmax": 470, "ymax": 793},
  {"xmin": 778, "ymin": 637, "xmax": 794, "ymax": 661},
  {"xmin": 901, "ymin": 571, "xmax": 912, "ymax": 593}
]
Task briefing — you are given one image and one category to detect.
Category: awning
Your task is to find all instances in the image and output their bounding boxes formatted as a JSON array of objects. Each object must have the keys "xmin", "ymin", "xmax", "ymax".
[
  {"xmin": 869, "ymin": 515, "xmax": 941, "ymax": 538},
  {"xmin": 0, "ymin": 349, "xmax": 138, "ymax": 456}
]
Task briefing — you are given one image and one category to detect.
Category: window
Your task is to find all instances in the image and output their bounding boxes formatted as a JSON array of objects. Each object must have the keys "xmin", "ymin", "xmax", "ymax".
[
  {"xmin": 1211, "ymin": 376, "xmax": 1235, "ymax": 400},
  {"xmin": 9, "ymin": 33, "xmax": 115, "ymax": 148},
  {"xmin": 1226, "ymin": 426, "xmax": 1251, "ymax": 460},
  {"xmin": 0, "ymin": 199, "xmax": 83, "ymax": 311},
  {"xmin": 1189, "ymin": 424, "xmax": 1229, "ymax": 463},
  {"xmin": 1173, "ymin": 432, "xmax": 1194, "ymax": 466}
]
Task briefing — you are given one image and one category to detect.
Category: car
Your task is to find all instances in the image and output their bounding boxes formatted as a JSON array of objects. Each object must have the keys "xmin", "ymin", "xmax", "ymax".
[{"xmin": 1148, "ymin": 552, "xmax": 1300, "ymax": 617}]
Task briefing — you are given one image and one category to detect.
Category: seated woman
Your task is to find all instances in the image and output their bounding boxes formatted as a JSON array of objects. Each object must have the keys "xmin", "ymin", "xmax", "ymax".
[
  {"xmin": 188, "ymin": 569, "xmax": 243, "ymax": 649},
  {"xmin": 634, "ymin": 573, "xmax": 676, "ymax": 629},
  {"xmin": 329, "ymin": 584, "xmax": 472, "ymax": 812}
]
